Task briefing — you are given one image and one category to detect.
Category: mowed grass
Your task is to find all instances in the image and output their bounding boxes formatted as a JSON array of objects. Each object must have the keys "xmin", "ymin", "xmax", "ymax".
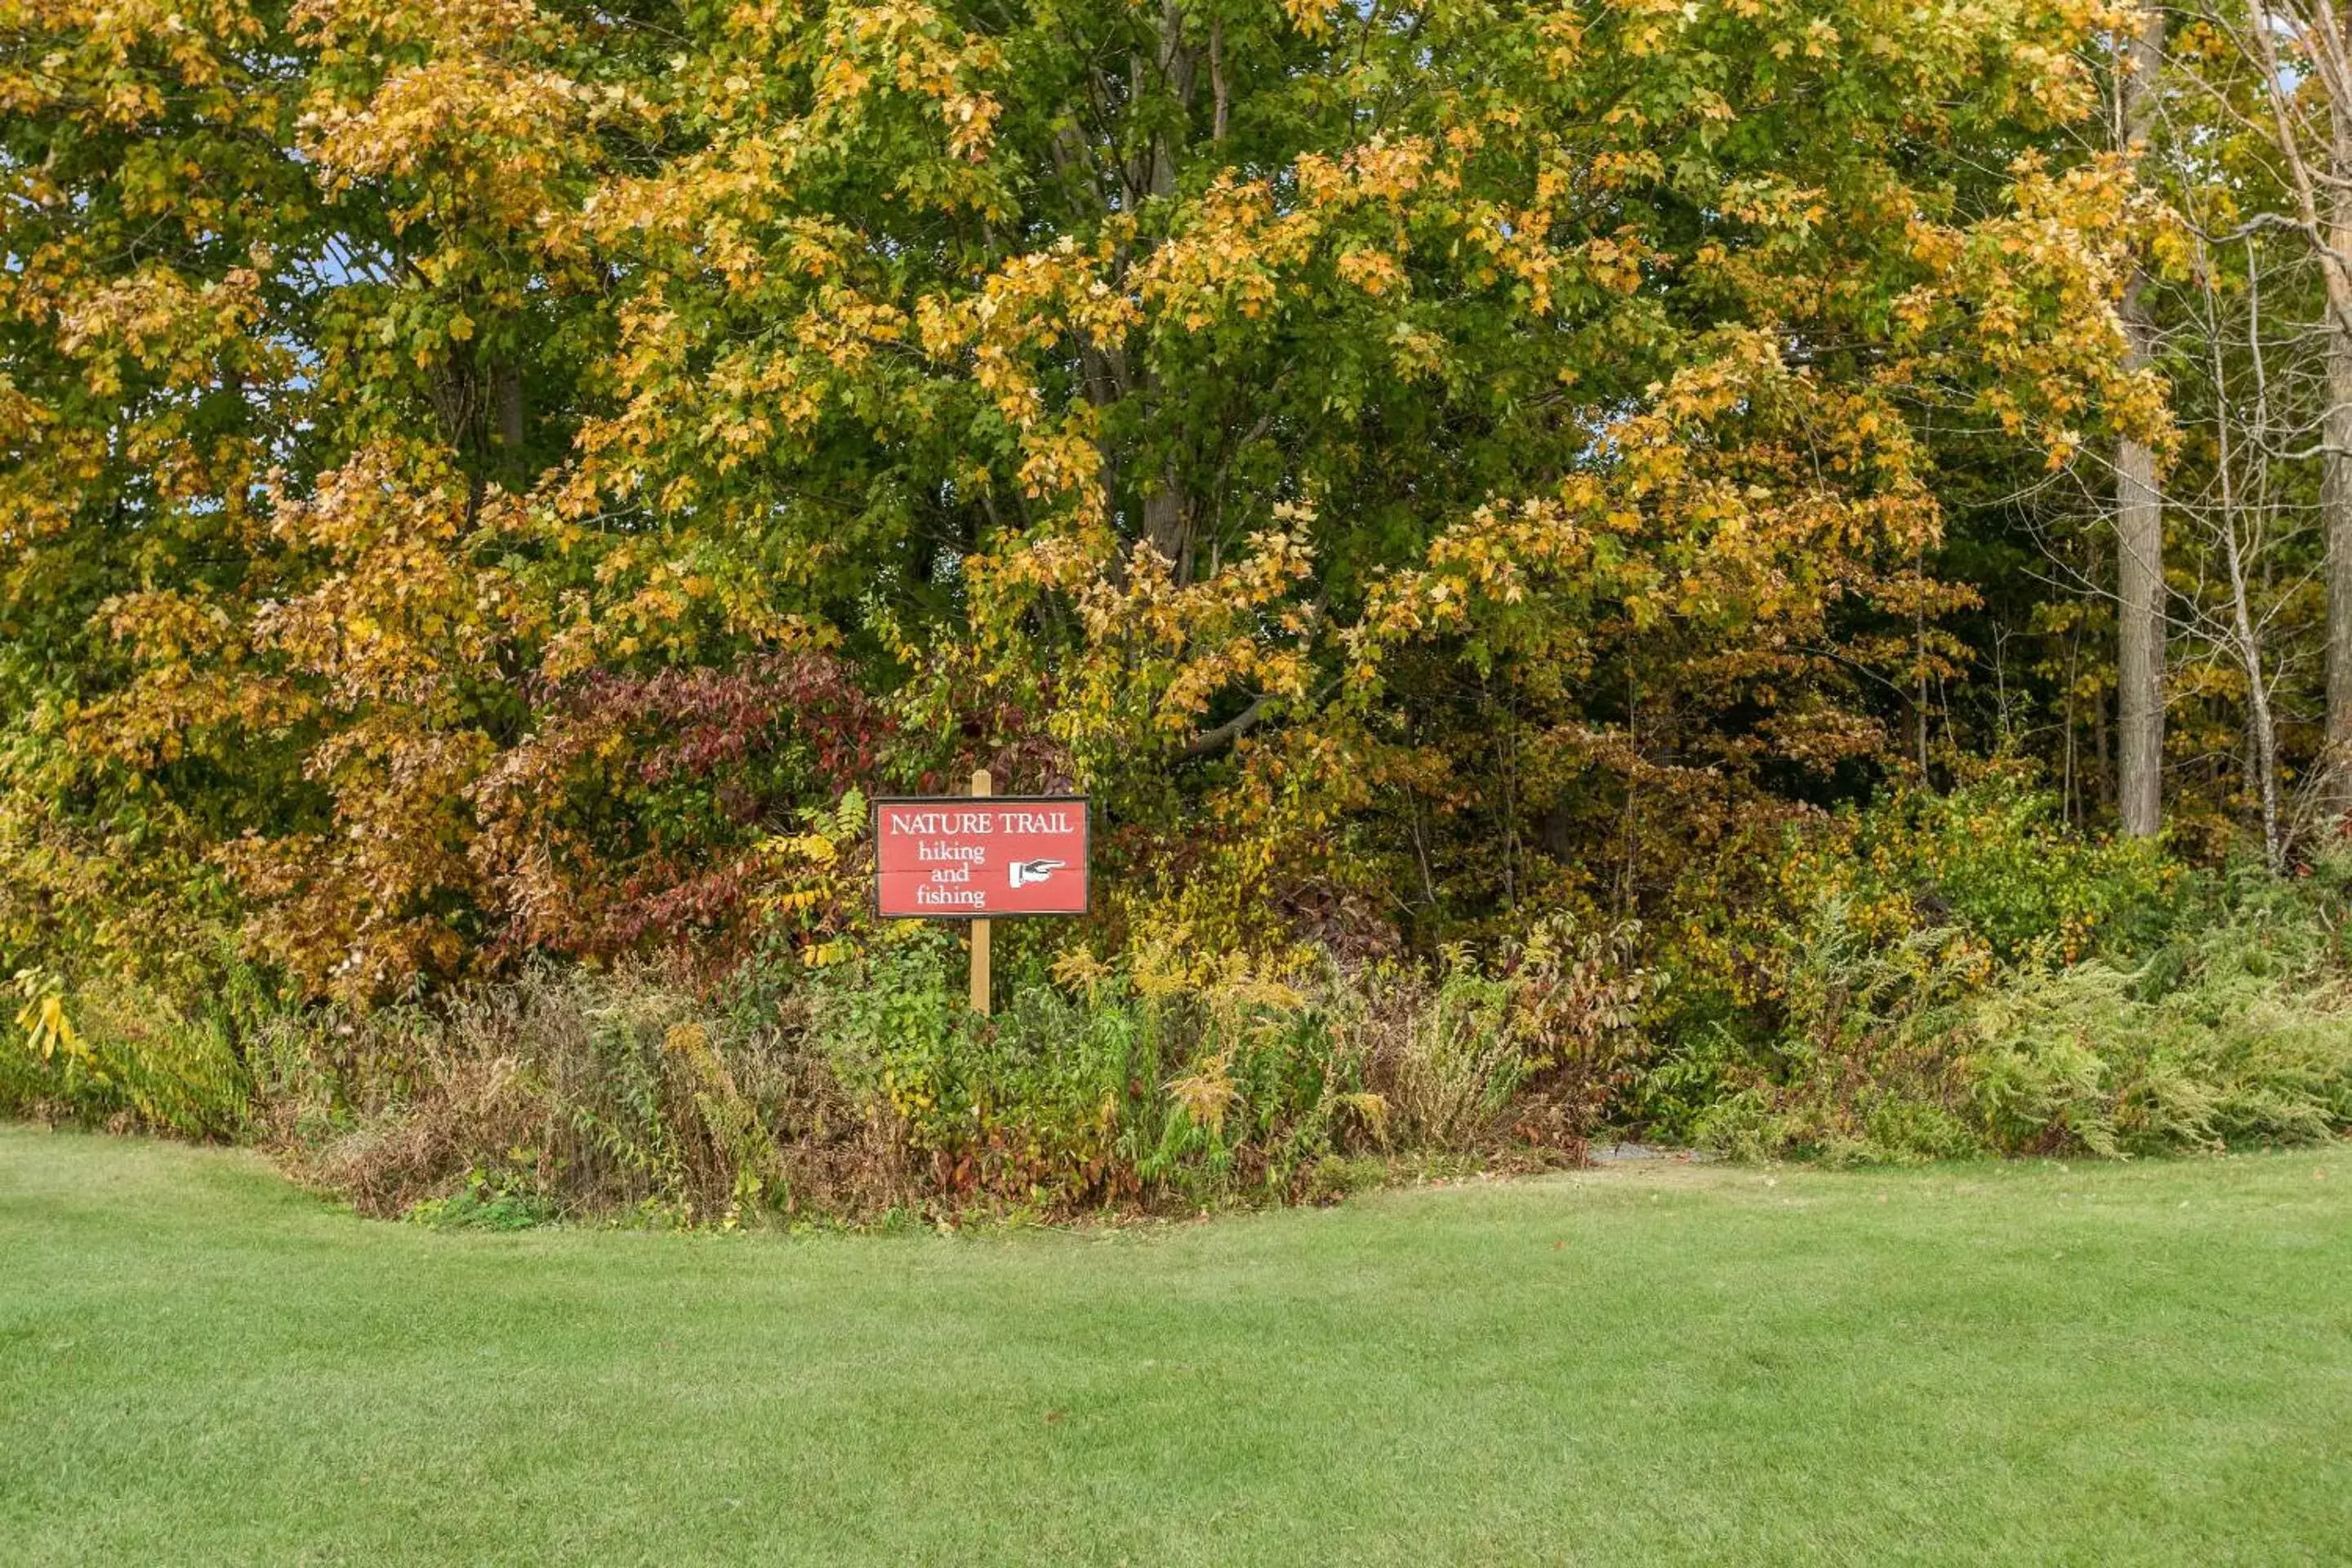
[{"xmin": 3, "ymin": 1129, "xmax": 2350, "ymax": 1566}]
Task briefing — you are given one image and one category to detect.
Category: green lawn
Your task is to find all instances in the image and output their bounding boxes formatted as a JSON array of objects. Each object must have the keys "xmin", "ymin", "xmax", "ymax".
[{"xmin": 3, "ymin": 1129, "xmax": 2350, "ymax": 1566}]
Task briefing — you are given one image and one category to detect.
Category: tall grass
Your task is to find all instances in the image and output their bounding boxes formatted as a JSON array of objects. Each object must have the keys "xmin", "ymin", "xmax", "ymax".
[
  {"xmin": 16, "ymin": 785, "xmax": 2345, "ymax": 1212},
  {"xmin": 2, "ymin": 918, "xmax": 1649, "ymax": 1223}
]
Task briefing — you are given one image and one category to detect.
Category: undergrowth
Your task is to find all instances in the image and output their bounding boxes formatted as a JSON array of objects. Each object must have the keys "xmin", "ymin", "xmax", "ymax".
[
  {"xmin": 2, "ymin": 917, "xmax": 1649, "ymax": 1224},
  {"xmin": 1681, "ymin": 853, "xmax": 2352, "ymax": 1165},
  {"xmin": 9, "ymin": 782, "xmax": 2350, "ymax": 1218}
]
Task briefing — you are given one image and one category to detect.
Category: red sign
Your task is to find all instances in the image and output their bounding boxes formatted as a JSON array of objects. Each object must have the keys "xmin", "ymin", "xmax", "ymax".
[{"xmin": 872, "ymin": 795, "xmax": 1090, "ymax": 919}]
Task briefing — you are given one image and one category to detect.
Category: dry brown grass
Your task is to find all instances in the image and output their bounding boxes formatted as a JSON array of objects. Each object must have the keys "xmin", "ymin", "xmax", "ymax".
[{"xmin": 262, "ymin": 963, "xmax": 924, "ymax": 1222}]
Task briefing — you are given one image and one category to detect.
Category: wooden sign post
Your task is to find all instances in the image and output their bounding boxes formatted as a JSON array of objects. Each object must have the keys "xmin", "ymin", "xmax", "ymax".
[
  {"xmin": 871, "ymin": 776, "xmax": 1090, "ymax": 1018},
  {"xmin": 968, "ymin": 768, "xmax": 991, "ymax": 1014}
]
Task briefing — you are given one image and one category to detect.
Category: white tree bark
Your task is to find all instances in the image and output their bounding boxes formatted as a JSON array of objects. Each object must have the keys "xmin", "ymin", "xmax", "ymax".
[{"xmin": 2321, "ymin": 217, "xmax": 2352, "ymax": 820}]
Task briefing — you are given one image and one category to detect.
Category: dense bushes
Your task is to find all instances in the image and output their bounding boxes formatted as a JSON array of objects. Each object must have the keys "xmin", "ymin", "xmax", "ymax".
[
  {"xmin": 2, "ymin": 916, "xmax": 1650, "ymax": 1223},
  {"xmin": 3, "ymin": 964, "xmax": 261, "ymax": 1143},
  {"xmin": 1675, "ymin": 825, "xmax": 2352, "ymax": 1165},
  {"xmin": 8, "ymin": 781, "xmax": 2349, "ymax": 1221},
  {"xmin": 808, "ymin": 915, "xmax": 1650, "ymax": 1213}
]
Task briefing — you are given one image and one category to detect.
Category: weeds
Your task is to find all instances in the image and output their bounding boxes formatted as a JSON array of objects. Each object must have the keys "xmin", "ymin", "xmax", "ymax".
[
  {"xmin": 1691, "ymin": 858, "xmax": 2352, "ymax": 1163},
  {"xmin": 3, "ymin": 920, "xmax": 1648, "ymax": 1224},
  {"xmin": 806, "ymin": 921, "xmax": 1641, "ymax": 1214},
  {"xmin": 13, "ymin": 782, "xmax": 2345, "ymax": 1212}
]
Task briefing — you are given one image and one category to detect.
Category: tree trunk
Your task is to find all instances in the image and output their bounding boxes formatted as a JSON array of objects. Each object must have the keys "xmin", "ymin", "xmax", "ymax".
[
  {"xmin": 2323, "ymin": 260, "xmax": 2352, "ymax": 825},
  {"xmin": 2115, "ymin": 416, "xmax": 2165, "ymax": 840},
  {"xmin": 1143, "ymin": 470, "xmax": 1192, "ymax": 581},
  {"xmin": 2221, "ymin": 501, "xmax": 2284, "ymax": 873},
  {"xmin": 2114, "ymin": 7, "xmax": 2166, "ymax": 840},
  {"xmin": 493, "ymin": 360, "xmax": 525, "ymax": 453}
]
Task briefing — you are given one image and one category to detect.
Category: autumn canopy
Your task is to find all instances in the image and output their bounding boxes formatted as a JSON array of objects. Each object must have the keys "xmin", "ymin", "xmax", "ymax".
[{"xmin": 2, "ymin": 0, "xmax": 2189, "ymax": 999}]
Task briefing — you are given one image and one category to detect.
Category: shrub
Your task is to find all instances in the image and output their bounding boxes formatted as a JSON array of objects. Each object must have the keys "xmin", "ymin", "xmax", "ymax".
[
  {"xmin": 807, "ymin": 920, "xmax": 1647, "ymax": 1213},
  {"xmin": 1682, "ymin": 899, "xmax": 2001, "ymax": 1164},
  {"xmin": 1660, "ymin": 777, "xmax": 2178, "ymax": 1052},
  {"xmin": 1958, "ymin": 871, "xmax": 2352, "ymax": 1156},
  {"xmin": 408, "ymin": 1169, "xmax": 558, "ymax": 1231},
  {"xmin": 1680, "ymin": 854, "xmax": 2352, "ymax": 1163},
  {"xmin": 265, "ymin": 962, "xmax": 909, "ymax": 1224},
  {"xmin": 2, "ymin": 965, "xmax": 262, "ymax": 1140},
  {"xmin": 1824, "ymin": 776, "xmax": 2180, "ymax": 962},
  {"xmin": 1, "ymin": 911, "xmax": 1650, "ymax": 1226}
]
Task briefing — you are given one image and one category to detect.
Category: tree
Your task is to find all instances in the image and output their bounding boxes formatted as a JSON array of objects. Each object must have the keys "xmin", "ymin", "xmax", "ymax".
[
  {"xmin": 2169, "ymin": 0, "xmax": 2352, "ymax": 826},
  {"xmin": 0, "ymin": 0, "xmax": 2158, "ymax": 996}
]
